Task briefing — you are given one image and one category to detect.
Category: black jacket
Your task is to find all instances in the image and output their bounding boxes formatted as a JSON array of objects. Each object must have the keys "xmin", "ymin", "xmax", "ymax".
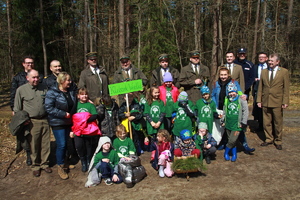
[
  {"xmin": 43, "ymin": 73, "xmax": 78, "ymax": 91},
  {"xmin": 45, "ymin": 83, "xmax": 77, "ymax": 127}
]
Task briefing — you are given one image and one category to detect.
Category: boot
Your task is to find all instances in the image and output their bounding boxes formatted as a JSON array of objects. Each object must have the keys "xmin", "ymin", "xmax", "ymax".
[
  {"xmin": 239, "ymin": 131, "xmax": 255, "ymax": 153},
  {"xmin": 164, "ymin": 161, "xmax": 174, "ymax": 177},
  {"xmin": 80, "ymin": 157, "xmax": 88, "ymax": 172},
  {"xmin": 58, "ymin": 165, "xmax": 69, "ymax": 180},
  {"xmin": 224, "ymin": 147, "xmax": 231, "ymax": 161},
  {"xmin": 26, "ymin": 150, "xmax": 32, "ymax": 166},
  {"xmin": 158, "ymin": 165, "xmax": 165, "ymax": 178},
  {"xmin": 205, "ymin": 155, "xmax": 211, "ymax": 164},
  {"xmin": 231, "ymin": 147, "xmax": 237, "ymax": 162}
]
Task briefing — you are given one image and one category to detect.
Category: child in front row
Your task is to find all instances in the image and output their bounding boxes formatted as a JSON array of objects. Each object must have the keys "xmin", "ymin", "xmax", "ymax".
[
  {"xmin": 174, "ymin": 129, "xmax": 201, "ymax": 158},
  {"xmin": 195, "ymin": 122, "xmax": 217, "ymax": 164},
  {"xmin": 113, "ymin": 124, "xmax": 136, "ymax": 188},
  {"xmin": 223, "ymin": 82, "xmax": 248, "ymax": 162},
  {"xmin": 92, "ymin": 136, "xmax": 123, "ymax": 185},
  {"xmin": 150, "ymin": 129, "xmax": 174, "ymax": 178},
  {"xmin": 144, "ymin": 86, "xmax": 166, "ymax": 145}
]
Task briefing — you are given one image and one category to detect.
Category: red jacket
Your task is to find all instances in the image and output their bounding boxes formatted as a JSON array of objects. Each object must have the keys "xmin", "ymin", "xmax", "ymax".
[
  {"xmin": 72, "ymin": 112, "xmax": 101, "ymax": 136},
  {"xmin": 159, "ymin": 84, "xmax": 179, "ymax": 104}
]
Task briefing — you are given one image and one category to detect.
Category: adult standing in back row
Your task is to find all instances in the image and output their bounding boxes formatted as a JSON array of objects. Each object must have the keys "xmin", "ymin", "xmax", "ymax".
[
  {"xmin": 179, "ymin": 50, "xmax": 210, "ymax": 104},
  {"xmin": 150, "ymin": 54, "xmax": 180, "ymax": 88},
  {"xmin": 78, "ymin": 52, "xmax": 109, "ymax": 102},
  {"xmin": 257, "ymin": 53, "xmax": 289, "ymax": 150},
  {"xmin": 234, "ymin": 48, "xmax": 254, "ymax": 100}
]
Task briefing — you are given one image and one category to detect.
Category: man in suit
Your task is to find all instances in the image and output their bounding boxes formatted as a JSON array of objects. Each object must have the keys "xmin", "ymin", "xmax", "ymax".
[
  {"xmin": 179, "ymin": 50, "xmax": 210, "ymax": 104},
  {"xmin": 150, "ymin": 54, "xmax": 180, "ymax": 88},
  {"xmin": 252, "ymin": 52, "xmax": 268, "ymax": 131},
  {"xmin": 217, "ymin": 51, "xmax": 245, "ymax": 91},
  {"xmin": 257, "ymin": 53, "xmax": 289, "ymax": 150},
  {"xmin": 78, "ymin": 52, "xmax": 109, "ymax": 102}
]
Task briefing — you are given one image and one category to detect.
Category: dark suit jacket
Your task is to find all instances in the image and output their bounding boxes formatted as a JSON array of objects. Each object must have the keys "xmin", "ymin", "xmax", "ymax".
[{"xmin": 257, "ymin": 67, "xmax": 289, "ymax": 108}]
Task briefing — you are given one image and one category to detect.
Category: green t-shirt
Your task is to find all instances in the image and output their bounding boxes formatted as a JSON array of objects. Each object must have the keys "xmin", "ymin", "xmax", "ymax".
[
  {"xmin": 144, "ymin": 100, "xmax": 165, "ymax": 135},
  {"xmin": 77, "ymin": 102, "xmax": 97, "ymax": 114},
  {"xmin": 165, "ymin": 87, "xmax": 175, "ymax": 117},
  {"xmin": 172, "ymin": 100, "xmax": 195, "ymax": 137},
  {"xmin": 93, "ymin": 149, "xmax": 119, "ymax": 170},
  {"xmin": 225, "ymin": 98, "xmax": 241, "ymax": 131},
  {"xmin": 113, "ymin": 137, "xmax": 136, "ymax": 158},
  {"xmin": 195, "ymin": 99, "xmax": 216, "ymax": 134}
]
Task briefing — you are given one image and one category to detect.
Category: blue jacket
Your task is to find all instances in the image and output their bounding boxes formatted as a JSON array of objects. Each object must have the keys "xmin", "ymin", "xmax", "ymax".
[
  {"xmin": 211, "ymin": 79, "xmax": 243, "ymax": 108},
  {"xmin": 234, "ymin": 59, "xmax": 254, "ymax": 91},
  {"xmin": 45, "ymin": 84, "xmax": 77, "ymax": 127}
]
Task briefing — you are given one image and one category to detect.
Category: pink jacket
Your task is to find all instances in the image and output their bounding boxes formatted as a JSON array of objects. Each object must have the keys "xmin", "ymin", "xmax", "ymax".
[
  {"xmin": 159, "ymin": 84, "xmax": 179, "ymax": 104},
  {"xmin": 72, "ymin": 112, "xmax": 101, "ymax": 136}
]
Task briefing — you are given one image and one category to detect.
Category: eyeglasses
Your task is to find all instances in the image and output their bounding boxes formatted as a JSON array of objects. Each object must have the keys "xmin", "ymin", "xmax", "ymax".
[{"xmin": 24, "ymin": 62, "xmax": 34, "ymax": 65}]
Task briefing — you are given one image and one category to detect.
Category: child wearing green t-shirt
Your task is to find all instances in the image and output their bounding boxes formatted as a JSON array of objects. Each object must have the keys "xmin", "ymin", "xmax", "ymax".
[
  {"xmin": 144, "ymin": 86, "xmax": 166, "ymax": 145},
  {"xmin": 71, "ymin": 88, "xmax": 100, "ymax": 172},
  {"xmin": 223, "ymin": 83, "xmax": 248, "ymax": 162}
]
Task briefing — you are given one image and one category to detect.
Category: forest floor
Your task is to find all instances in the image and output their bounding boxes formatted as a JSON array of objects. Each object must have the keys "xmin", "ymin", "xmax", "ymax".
[{"xmin": 0, "ymin": 83, "xmax": 300, "ymax": 200}]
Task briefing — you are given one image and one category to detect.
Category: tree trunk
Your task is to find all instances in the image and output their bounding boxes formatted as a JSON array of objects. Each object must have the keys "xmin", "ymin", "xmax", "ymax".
[
  {"xmin": 119, "ymin": 0, "xmax": 125, "ymax": 57},
  {"xmin": 194, "ymin": 3, "xmax": 199, "ymax": 50},
  {"xmin": 84, "ymin": 0, "xmax": 88, "ymax": 64},
  {"xmin": 217, "ymin": 0, "xmax": 223, "ymax": 66},
  {"xmin": 211, "ymin": 1, "xmax": 218, "ymax": 82},
  {"xmin": 39, "ymin": 0, "xmax": 48, "ymax": 76},
  {"xmin": 252, "ymin": 0, "xmax": 260, "ymax": 62},
  {"xmin": 125, "ymin": 4, "xmax": 130, "ymax": 54},
  {"xmin": 261, "ymin": 0, "xmax": 267, "ymax": 51},
  {"xmin": 7, "ymin": 0, "xmax": 14, "ymax": 81}
]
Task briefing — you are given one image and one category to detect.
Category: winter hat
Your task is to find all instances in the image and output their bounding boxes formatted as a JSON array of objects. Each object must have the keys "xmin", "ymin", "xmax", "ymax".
[
  {"xmin": 180, "ymin": 129, "xmax": 192, "ymax": 141},
  {"xmin": 178, "ymin": 91, "xmax": 188, "ymax": 102},
  {"xmin": 163, "ymin": 72, "xmax": 173, "ymax": 82},
  {"xmin": 227, "ymin": 82, "xmax": 238, "ymax": 93},
  {"xmin": 98, "ymin": 136, "xmax": 113, "ymax": 150},
  {"xmin": 200, "ymin": 86, "xmax": 210, "ymax": 95},
  {"xmin": 198, "ymin": 122, "xmax": 208, "ymax": 130}
]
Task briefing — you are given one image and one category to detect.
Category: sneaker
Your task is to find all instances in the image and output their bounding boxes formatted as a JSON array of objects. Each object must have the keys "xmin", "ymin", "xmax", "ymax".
[
  {"xmin": 158, "ymin": 166, "xmax": 165, "ymax": 178},
  {"xmin": 104, "ymin": 178, "xmax": 113, "ymax": 185},
  {"xmin": 58, "ymin": 165, "xmax": 69, "ymax": 180}
]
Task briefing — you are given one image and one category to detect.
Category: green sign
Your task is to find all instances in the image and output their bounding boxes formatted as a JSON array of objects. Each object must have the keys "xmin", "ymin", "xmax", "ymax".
[{"xmin": 108, "ymin": 79, "xmax": 143, "ymax": 96}]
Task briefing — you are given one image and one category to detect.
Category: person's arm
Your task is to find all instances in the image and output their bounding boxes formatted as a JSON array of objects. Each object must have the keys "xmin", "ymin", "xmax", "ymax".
[
  {"xmin": 13, "ymin": 87, "xmax": 23, "ymax": 113},
  {"xmin": 87, "ymin": 114, "xmax": 97, "ymax": 122},
  {"xmin": 10, "ymin": 76, "xmax": 18, "ymax": 111},
  {"xmin": 240, "ymin": 98, "xmax": 249, "ymax": 127},
  {"xmin": 44, "ymin": 90, "xmax": 68, "ymax": 118}
]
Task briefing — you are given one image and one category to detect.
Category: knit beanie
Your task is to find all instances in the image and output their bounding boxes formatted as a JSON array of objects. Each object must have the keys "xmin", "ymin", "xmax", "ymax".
[
  {"xmin": 198, "ymin": 122, "xmax": 208, "ymax": 130},
  {"xmin": 163, "ymin": 72, "xmax": 173, "ymax": 82},
  {"xmin": 227, "ymin": 82, "xmax": 238, "ymax": 93},
  {"xmin": 180, "ymin": 129, "xmax": 192, "ymax": 141},
  {"xmin": 200, "ymin": 86, "xmax": 210, "ymax": 95},
  {"xmin": 98, "ymin": 136, "xmax": 113, "ymax": 150},
  {"xmin": 178, "ymin": 91, "xmax": 188, "ymax": 102}
]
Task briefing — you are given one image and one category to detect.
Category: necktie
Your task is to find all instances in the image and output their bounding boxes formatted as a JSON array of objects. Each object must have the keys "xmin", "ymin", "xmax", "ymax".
[
  {"xmin": 94, "ymin": 68, "xmax": 103, "ymax": 93},
  {"xmin": 270, "ymin": 69, "xmax": 274, "ymax": 84},
  {"xmin": 228, "ymin": 64, "xmax": 232, "ymax": 74},
  {"xmin": 194, "ymin": 65, "xmax": 199, "ymax": 75}
]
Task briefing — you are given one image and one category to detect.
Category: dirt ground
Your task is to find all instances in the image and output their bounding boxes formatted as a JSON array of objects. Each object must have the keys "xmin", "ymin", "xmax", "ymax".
[{"xmin": 0, "ymin": 100, "xmax": 300, "ymax": 200}]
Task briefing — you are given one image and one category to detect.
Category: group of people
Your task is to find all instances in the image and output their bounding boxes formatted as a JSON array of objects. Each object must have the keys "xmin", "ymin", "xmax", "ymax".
[{"xmin": 9, "ymin": 48, "xmax": 289, "ymax": 187}]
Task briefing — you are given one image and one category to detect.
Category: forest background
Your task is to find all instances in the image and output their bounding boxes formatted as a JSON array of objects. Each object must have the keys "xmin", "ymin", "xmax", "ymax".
[{"xmin": 0, "ymin": 0, "xmax": 299, "ymax": 83}]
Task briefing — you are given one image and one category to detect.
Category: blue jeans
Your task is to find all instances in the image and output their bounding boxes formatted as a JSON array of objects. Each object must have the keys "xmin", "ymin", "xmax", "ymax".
[{"xmin": 52, "ymin": 128, "xmax": 70, "ymax": 165}]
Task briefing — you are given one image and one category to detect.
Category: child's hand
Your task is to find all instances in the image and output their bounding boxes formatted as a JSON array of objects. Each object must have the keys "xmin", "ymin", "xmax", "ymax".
[
  {"xmin": 150, "ymin": 121, "xmax": 156, "ymax": 127},
  {"xmin": 218, "ymin": 114, "xmax": 223, "ymax": 119},
  {"xmin": 144, "ymin": 137, "xmax": 149, "ymax": 145},
  {"xmin": 112, "ymin": 174, "xmax": 119, "ymax": 182},
  {"xmin": 234, "ymin": 131, "xmax": 239, "ymax": 136},
  {"xmin": 124, "ymin": 156, "xmax": 132, "ymax": 161},
  {"xmin": 153, "ymin": 122, "xmax": 161, "ymax": 129},
  {"xmin": 206, "ymin": 144, "xmax": 211, "ymax": 149},
  {"xmin": 69, "ymin": 132, "xmax": 75, "ymax": 138},
  {"xmin": 125, "ymin": 112, "xmax": 130, "ymax": 117},
  {"xmin": 102, "ymin": 158, "xmax": 110, "ymax": 163},
  {"xmin": 128, "ymin": 116, "xmax": 135, "ymax": 121}
]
